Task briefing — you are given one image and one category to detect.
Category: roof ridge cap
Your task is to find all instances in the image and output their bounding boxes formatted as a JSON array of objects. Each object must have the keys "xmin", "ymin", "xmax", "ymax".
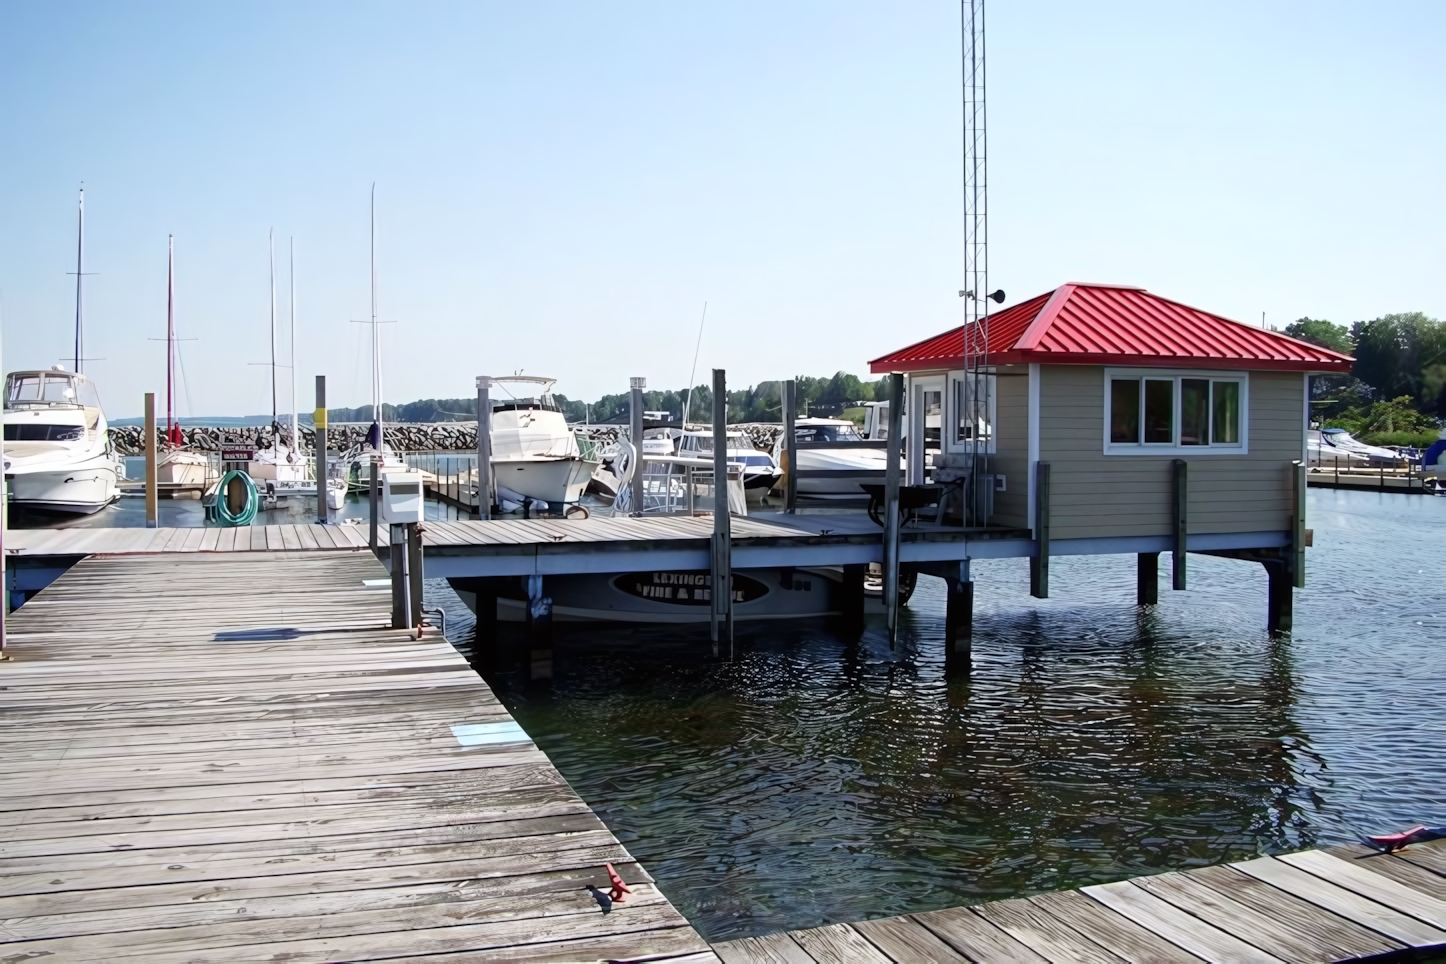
[
  {"xmin": 1014, "ymin": 284, "xmax": 1076, "ymax": 351},
  {"xmin": 1063, "ymin": 281, "xmax": 1147, "ymax": 290}
]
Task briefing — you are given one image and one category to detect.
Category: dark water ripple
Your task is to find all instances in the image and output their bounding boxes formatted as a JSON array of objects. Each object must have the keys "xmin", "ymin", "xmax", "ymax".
[{"xmin": 427, "ymin": 489, "xmax": 1446, "ymax": 942}]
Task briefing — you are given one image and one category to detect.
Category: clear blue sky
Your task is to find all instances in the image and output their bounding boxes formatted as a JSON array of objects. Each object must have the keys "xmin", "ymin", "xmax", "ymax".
[{"xmin": 1, "ymin": 1, "xmax": 1441, "ymax": 418}]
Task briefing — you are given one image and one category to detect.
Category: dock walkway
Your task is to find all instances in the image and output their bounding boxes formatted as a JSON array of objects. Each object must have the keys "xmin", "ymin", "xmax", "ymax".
[
  {"xmin": 0, "ymin": 549, "xmax": 716, "ymax": 962},
  {"xmin": 712, "ymin": 841, "xmax": 1446, "ymax": 963}
]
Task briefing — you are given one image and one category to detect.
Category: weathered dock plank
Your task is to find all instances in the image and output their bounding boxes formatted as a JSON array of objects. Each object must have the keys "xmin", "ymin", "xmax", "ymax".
[
  {"xmin": 0, "ymin": 550, "xmax": 713, "ymax": 962},
  {"xmin": 715, "ymin": 842, "xmax": 1446, "ymax": 963}
]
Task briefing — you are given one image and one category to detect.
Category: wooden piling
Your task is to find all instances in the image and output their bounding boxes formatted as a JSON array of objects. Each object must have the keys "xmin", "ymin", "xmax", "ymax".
[
  {"xmin": 368, "ymin": 457, "xmax": 379, "ymax": 554},
  {"xmin": 629, "ymin": 377, "xmax": 646, "ymax": 516},
  {"xmin": 883, "ymin": 372, "xmax": 904, "ymax": 644},
  {"xmin": 144, "ymin": 393, "xmax": 158, "ymax": 528},
  {"xmin": 1136, "ymin": 551, "xmax": 1159, "ymax": 605},
  {"xmin": 1173, "ymin": 458, "xmax": 1188, "ymax": 590},
  {"xmin": 314, "ymin": 376, "xmax": 327, "ymax": 524},
  {"xmin": 839, "ymin": 563, "xmax": 865, "ymax": 635},
  {"xmin": 1030, "ymin": 461, "xmax": 1050, "ymax": 598},
  {"xmin": 783, "ymin": 378, "xmax": 797, "ymax": 512},
  {"xmin": 710, "ymin": 368, "xmax": 733, "ymax": 656},
  {"xmin": 945, "ymin": 558, "xmax": 973, "ymax": 670},
  {"xmin": 526, "ymin": 573, "xmax": 553, "ymax": 680},
  {"xmin": 475, "ymin": 376, "xmax": 492, "ymax": 520},
  {"xmin": 1292, "ymin": 460, "xmax": 1306, "ymax": 589},
  {"xmin": 1265, "ymin": 558, "xmax": 1293, "ymax": 632}
]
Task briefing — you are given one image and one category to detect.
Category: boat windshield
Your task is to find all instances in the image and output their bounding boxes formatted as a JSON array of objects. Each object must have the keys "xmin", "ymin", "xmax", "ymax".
[
  {"xmin": 6, "ymin": 373, "xmax": 95, "ymax": 410},
  {"xmin": 493, "ymin": 394, "xmax": 561, "ymax": 414},
  {"xmin": 795, "ymin": 423, "xmax": 862, "ymax": 443}
]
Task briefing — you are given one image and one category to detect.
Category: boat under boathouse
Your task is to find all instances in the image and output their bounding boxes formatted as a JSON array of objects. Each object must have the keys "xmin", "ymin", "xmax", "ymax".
[{"xmin": 869, "ymin": 281, "xmax": 1356, "ymax": 627}]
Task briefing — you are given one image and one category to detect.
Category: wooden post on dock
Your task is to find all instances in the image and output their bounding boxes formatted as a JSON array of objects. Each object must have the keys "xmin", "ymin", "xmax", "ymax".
[
  {"xmin": 475, "ymin": 376, "xmax": 492, "ymax": 520},
  {"xmin": 840, "ymin": 564, "xmax": 865, "ymax": 636},
  {"xmin": 883, "ymin": 372, "xmax": 904, "ymax": 645},
  {"xmin": 1173, "ymin": 459, "xmax": 1188, "ymax": 590},
  {"xmin": 1292, "ymin": 460, "xmax": 1306, "ymax": 589},
  {"xmin": 390, "ymin": 525, "xmax": 411, "ymax": 630},
  {"xmin": 945, "ymin": 558, "xmax": 973, "ymax": 673},
  {"xmin": 710, "ymin": 368, "xmax": 733, "ymax": 656},
  {"xmin": 1030, "ymin": 462, "xmax": 1050, "ymax": 598},
  {"xmin": 1136, "ymin": 552, "xmax": 1159, "ymax": 605},
  {"xmin": 783, "ymin": 379, "xmax": 797, "ymax": 513},
  {"xmin": 144, "ymin": 393, "xmax": 158, "ymax": 528},
  {"xmin": 368, "ymin": 458, "xmax": 380, "ymax": 553},
  {"xmin": 629, "ymin": 377, "xmax": 645, "ymax": 516},
  {"xmin": 314, "ymin": 376, "xmax": 327, "ymax": 524}
]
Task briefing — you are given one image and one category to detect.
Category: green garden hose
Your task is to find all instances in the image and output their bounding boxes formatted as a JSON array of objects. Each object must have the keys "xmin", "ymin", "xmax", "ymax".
[{"xmin": 208, "ymin": 469, "xmax": 258, "ymax": 527}]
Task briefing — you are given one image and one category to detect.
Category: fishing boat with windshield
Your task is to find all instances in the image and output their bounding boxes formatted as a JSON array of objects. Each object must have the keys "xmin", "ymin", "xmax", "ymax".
[
  {"xmin": 3, "ymin": 368, "xmax": 122, "ymax": 513},
  {"xmin": 488, "ymin": 375, "xmax": 598, "ymax": 505}
]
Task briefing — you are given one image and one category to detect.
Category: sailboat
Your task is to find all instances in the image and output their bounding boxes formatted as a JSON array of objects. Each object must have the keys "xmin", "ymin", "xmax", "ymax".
[
  {"xmin": 248, "ymin": 231, "xmax": 315, "ymax": 500},
  {"xmin": 2, "ymin": 187, "xmax": 123, "ymax": 513},
  {"xmin": 332, "ymin": 185, "xmax": 404, "ymax": 494},
  {"xmin": 155, "ymin": 235, "xmax": 209, "ymax": 487}
]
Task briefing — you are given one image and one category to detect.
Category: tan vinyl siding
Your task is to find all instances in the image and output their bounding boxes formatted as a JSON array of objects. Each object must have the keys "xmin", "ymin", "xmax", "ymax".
[
  {"xmin": 1039, "ymin": 365, "xmax": 1302, "ymax": 541},
  {"xmin": 989, "ymin": 365, "xmax": 1030, "ymax": 527}
]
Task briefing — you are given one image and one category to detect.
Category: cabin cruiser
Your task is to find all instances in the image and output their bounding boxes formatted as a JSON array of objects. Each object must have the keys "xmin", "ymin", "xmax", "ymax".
[
  {"xmin": 489, "ymin": 376, "xmax": 597, "ymax": 505},
  {"xmin": 675, "ymin": 429, "xmax": 780, "ymax": 502},
  {"xmin": 3, "ymin": 368, "xmax": 122, "ymax": 513},
  {"xmin": 1315, "ymin": 427, "xmax": 1403, "ymax": 465},
  {"xmin": 772, "ymin": 417, "xmax": 898, "ymax": 499},
  {"xmin": 156, "ymin": 447, "xmax": 210, "ymax": 487}
]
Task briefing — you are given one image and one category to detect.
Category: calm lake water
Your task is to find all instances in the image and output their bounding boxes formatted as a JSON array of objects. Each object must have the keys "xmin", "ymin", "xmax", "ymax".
[
  {"xmin": 18, "ymin": 486, "xmax": 1442, "ymax": 942},
  {"xmin": 429, "ymin": 488, "xmax": 1446, "ymax": 942}
]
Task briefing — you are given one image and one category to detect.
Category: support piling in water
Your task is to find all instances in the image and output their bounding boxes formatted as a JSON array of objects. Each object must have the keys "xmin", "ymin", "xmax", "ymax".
[
  {"xmin": 476, "ymin": 376, "xmax": 492, "ymax": 520},
  {"xmin": 1030, "ymin": 461, "xmax": 1050, "ymax": 598},
  {"xmin": 1136, "ymin": 551, "xmax": 1159, "ymax": 606},
  {"xmin": 629, "ymin": 377, "xmax": 646, "ymax": 516},
  {"xmin": 944, "ymin": 558, "xmax": 973, "ymax": 673},
  {"xmin": 144, "ymin": 392, "xmax": 158, "ymax": 528},
  {"xmin": 526, "ymin": 573, "xmax": 553, "ymax": 681},
  {"xmin": 783, "ymin": 379, "xmax": 797, "ymax": 513},
  {"xmin": 710, "ymin": 368, "xmax": 733, "ymax": 657},
  {"xmin": 839, "ymin": 563, "xmax": 865, "ymax": 637},
  {"xmin": 315, "ymin": 376, "xmax": 328, "ymax": 525},
  {"xmin": 882, "ymin": 373, "xmax": 903, "ymax": 645},
  {"xmin": 1173, "ymin": 458, "xmax": 1188, "ymax": 590}
]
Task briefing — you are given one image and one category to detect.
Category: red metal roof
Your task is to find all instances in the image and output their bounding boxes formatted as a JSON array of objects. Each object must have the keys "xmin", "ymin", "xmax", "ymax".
[{"xmin": 870, "ymin": 283, "xmax": 1355, "ymax": 374}]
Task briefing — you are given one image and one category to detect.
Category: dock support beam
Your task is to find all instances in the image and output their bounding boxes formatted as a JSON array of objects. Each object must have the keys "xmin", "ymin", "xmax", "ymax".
[
  {"xmin": 314, "ymin": 376, "xmax": 327, "ymax": 524},
  {"xmin": 1173, "ymin": 459, "xmax": 1188, "ymax": 590},
  {"xmin": 144, "ymin": 393, "xmax": 158, "ymax": 528},
  {"xmin": 839, "ymin": 564, "xmax": 865, "ymax": 636},
  {"xmin": 475, "ymin": 376, "xmax": 492, "ymax": 520},
  {"xmin": 710, "ymin": 368, "xmax": 733, "ymax": 657},
  {"xmin": 783, "ymin": 379, "xmax": 797, "ymax": 512},
  {"xmin": 882, "ymin": 372, "xmax": 904, "ymax": 645},
  {"xmin": 1264, "ymin": 559, "xmax": 1293, "ymax": 633},
  {"xmin": 944, "ymin": 558, "xmax": 973, "ymax": 673},
  {"xmin": 629, "ymin": 377, "xmax": 646, "ymax": 516},
  {"xmin": 526, "ymin": 574, "xmax": 552, "ymax": 681},
  {"xmin": 390, "ymin": 523, "xmax": 421, "ymax": 631},
  {"xmin": 1136, "ymin": 552, "xmax": 1159, "ymax": 606},
  {"xmin": 1030, "ymin": 461, "xmax": 1049, "ymax": 598}
]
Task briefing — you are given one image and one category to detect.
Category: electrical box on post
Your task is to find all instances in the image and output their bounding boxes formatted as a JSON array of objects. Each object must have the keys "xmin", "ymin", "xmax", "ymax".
[{"xmin": 380, "ymin": 469, "xmax": 424, "ymax": 525}]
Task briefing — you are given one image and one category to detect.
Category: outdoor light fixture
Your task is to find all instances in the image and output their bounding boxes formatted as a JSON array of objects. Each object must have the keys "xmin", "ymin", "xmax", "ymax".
[{"xmin": 959, "ymin": 289, "xmax": 1006, "ymax": 304}]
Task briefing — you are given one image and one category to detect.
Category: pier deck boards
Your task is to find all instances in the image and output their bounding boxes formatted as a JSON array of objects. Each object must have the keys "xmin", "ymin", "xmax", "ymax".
[
  {"xmin": 0, "ymin": 549, "xmax": 715, "ymax": 963},
  {"xmin": 712, "ymin": 842, "xmax": 1446, "ymax": 963}
]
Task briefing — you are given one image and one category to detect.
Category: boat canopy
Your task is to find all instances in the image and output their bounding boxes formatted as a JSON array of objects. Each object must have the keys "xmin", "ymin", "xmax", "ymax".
[
  {"xmin": 490, "ymin": 375, "xmax": 562, "ymax": 413},
  {"xmin": 5, "ymin": 370, "xmax": 102, "ymax": 411}
]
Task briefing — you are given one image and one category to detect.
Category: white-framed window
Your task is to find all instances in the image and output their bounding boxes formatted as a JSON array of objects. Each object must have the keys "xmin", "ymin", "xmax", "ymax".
[
  {"xmin": 1103, "ymin": 368, "xmax": 1247, "ymax": 455},
  {"xmin": 948, "ymin": 370, "xmax": 996, "ymax": 453}
]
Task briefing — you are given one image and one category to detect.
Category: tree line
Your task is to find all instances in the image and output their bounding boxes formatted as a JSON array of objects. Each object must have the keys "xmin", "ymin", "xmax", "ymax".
[
  {"xmin": 324, "ymin": 371, "xmax": 891, "ymax": 426},
  {"xmin": 1287, "ymin": 312, "xmax": 1446, "ymax": 445}
]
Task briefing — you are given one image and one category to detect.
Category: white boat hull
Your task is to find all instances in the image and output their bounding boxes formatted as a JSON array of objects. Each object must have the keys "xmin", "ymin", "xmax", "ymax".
[
  {"xmin": 492, "ymin": 456, "xmax": 596, "ymax": 505},
  {"xmin": 157, "ymin": 451, "xmax": 209, "ymax": 486},
  {"xmin": 8, "ymin": 458, "xmax": 118, "ymax": 514},
  {"xmin": 452, "ymin": 567, "xmax": 840, "ymax": 623},
  {"xmin": 792, "ymin": 449, "xmax": 896, "ymax": 498}
]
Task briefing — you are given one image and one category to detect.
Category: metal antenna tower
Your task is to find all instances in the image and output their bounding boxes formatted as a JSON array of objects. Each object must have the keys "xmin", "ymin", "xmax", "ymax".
[{"xmin": 960, "ymin": 0, "xmax": 991, "ymax": 523}]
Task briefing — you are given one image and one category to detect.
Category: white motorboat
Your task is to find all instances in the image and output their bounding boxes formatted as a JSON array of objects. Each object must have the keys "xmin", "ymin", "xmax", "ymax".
[
  {"xmin": 773, "ymin": 417, "xmax": 898, "ymax": 499},
  {"xmin": 676, "ymin": 429, "xmax": 780, "ymax": 502},
  {"xmin": 3, "ymin": 368, "xmax": 121, "ymax": 514},
  {"xmin": 1315, "ymin": 427, "xmax": 1402, "ymax": 465},
  {"xmin": 157, "ymin": 449, "xmax": 209, "ymax": 486},
  {"xmin": 488, "ymin": 376, "xmax": 597, "ymax": 505}
]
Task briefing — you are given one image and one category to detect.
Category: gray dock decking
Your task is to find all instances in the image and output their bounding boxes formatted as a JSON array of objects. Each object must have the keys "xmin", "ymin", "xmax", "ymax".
[
  {"xmin": 0, "ymin": 549, "xmax": 716, "ymax": 962},
  {"xmin": 712, "ymin": 841, "xmax": 1446, "ymax": 963}
]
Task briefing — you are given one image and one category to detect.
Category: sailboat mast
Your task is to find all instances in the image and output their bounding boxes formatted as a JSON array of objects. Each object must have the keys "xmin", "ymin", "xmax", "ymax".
[
  {"xmin": 269, "ymin": 229, "xmax": 277, "ymax": 434},
  {"xmin": 290, "ymin": 238, "xmax": 298, "ymax": 459},
  {"xmin": 371, "ymin": 184, "xmax": 382, "ymax": 434},
  {"xmin": 73, "ymin": 187, "xmax": 84, "ymax": 373},
  {"xmin": 166, "ymin": 235, "xmax": 176, "ymax": 445}
]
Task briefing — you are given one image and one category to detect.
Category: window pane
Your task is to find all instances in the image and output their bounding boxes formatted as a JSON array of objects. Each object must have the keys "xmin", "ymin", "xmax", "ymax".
[
  {"xmin": 1180, "ymin": 378, "xmax": 1209, "ymax": 445},
  {"xmin": 42, "ymin": 376, "xmax": 76, "ymax": 402},
  {"xmin": 8, "ymin": 375, "xmax": 40, "ymax": 401},
  {"xmin": 1212, "ymin": 381, "xmax": 1240, "ymax": 444},
  {"xmin": 1110, "ymin": 379, "xmax": 1140, "ymax": 443},
  {"xmin": 1144, "ymin": 380, "xmax": 1173, "ymax": 443}
]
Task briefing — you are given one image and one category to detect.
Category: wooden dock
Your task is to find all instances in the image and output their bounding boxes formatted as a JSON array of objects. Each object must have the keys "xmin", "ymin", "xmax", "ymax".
[
  {"xmin": 712, "ymin": 841, "xmax": 1446, "ymax": 963},
  {"xmin": 0, "ymin": 549, "xmax": 716, "ymax": 962}
]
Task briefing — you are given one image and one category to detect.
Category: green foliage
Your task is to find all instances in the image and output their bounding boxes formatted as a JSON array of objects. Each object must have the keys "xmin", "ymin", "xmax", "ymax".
[
  {"xmin": 1355, "ymin": 430, "xmax": 1442, "ymax": 448},
  {"xmin": 1325, "ymin": 396, "xmax": 1438, "ymax": 439},
  {"xmin": 1349, "ymin": 312, "xmax": 1446, "ymax": 404},
  {"xmin": 1284, "ymin": 318, "xmax": 1352, "ymax": 355}
]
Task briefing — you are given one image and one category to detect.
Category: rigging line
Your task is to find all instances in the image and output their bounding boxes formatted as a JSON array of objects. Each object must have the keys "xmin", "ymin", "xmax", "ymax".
[{"xmin": 682, "ymin": 302, "xmax": 708, "ymax": 426}]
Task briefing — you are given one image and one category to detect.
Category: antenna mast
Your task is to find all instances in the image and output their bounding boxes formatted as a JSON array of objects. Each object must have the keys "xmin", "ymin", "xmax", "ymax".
[{"xmin": 961, "ymin": 0, "xmax": 990, "ymax": 522}]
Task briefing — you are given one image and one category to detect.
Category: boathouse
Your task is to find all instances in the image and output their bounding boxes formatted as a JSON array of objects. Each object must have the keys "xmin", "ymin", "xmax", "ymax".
[{"xmin": 869, "ymin": 282, "xmax": 1355, "ymax": 618}]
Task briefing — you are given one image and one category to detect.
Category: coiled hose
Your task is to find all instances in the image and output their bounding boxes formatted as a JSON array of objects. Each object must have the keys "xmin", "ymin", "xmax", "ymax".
[{"xmin": 206, "ymin": 469, "xmax": 258, "ymax": 527}]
